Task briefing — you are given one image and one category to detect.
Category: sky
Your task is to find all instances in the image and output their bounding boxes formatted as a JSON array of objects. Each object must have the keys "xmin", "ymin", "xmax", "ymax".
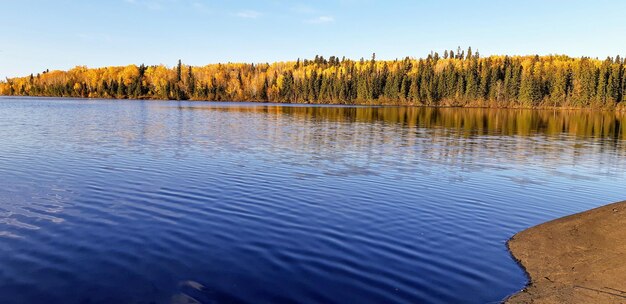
[{"xmin": 1, "ymin": 0, "xmax": 625, "ymax": 79}]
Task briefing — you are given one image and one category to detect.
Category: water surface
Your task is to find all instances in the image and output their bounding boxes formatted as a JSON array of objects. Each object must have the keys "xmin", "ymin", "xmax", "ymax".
[{"xmin": 1, "ymin": 97, "xmax": 625, "ymax": 303}]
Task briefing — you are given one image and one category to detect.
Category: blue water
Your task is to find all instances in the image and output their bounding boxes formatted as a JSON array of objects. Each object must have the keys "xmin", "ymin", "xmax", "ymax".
[{"xmin": 0, "ymin": 97, "xmax": 625, "ymax": 304}]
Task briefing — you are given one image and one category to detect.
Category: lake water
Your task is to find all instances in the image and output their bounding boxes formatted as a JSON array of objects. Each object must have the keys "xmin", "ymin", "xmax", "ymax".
[{"xmin": 0, "ymin": 97, "xmax": 625, "ymax": 304}]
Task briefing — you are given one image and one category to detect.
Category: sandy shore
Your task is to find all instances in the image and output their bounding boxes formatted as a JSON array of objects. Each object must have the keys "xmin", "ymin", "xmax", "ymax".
[{"xmin": 505, "ymin": 201, "xmax": 626, "ymax": 303}]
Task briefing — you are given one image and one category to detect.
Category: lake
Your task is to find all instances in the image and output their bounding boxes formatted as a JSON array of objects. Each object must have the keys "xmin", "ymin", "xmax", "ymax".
[{"xmin": 0, "ymin": 97, "xmax": 625, "ymax": 304}]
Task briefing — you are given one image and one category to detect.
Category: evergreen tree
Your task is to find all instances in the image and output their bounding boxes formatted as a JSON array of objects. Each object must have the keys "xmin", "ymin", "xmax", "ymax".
[{"xmin": 176, "ymin": 60, "xmax": 182, "ymax": 82}]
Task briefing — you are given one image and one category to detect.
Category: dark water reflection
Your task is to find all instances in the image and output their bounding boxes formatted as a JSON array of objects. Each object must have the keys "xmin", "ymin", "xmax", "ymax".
[
  {"xmin": 207, "ymin": 105, "xmax": 626, "ymax": 138},
  {"xmin": 0, "ymin": 97, "xmax": 625, "ymax": 304}
]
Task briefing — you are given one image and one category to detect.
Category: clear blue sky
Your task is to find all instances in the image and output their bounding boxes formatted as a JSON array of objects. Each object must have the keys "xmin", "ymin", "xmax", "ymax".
[{"xmin": 1, "ymin": 0, "xmax": 625, "ymax": 79}]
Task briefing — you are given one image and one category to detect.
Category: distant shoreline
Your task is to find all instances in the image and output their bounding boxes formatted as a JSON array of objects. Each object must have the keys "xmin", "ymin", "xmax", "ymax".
[
  {"xmin": 1, "ymin": 95, "xmax": 625, "ymax": 112},
  {"xmin": 505, "ymin": 201, "xmax": 626, "ymax": 303},
  {"xmin": 2, "ymin": 53, "xmax": 625, "ymax": 110}
]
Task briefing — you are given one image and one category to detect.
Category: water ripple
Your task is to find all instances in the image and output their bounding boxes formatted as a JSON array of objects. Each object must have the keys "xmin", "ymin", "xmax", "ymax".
[{"xmin": 0, "ymin": 98, "xmax": 625, "ymax": 304}]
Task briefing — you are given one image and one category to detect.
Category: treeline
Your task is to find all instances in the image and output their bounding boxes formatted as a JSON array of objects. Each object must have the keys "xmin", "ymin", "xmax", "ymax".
[{"xmin": 1, "ymin": 48, "xmax": 625, "ymax": 108}]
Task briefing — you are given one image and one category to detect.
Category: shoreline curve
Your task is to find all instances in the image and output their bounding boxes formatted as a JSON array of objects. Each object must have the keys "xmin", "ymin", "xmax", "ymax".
[{"xmin": 505, "ymin": 201, "xmax": 626, "ymax": 303}]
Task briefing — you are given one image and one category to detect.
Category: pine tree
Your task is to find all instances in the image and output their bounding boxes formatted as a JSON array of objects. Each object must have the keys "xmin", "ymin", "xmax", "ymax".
[
  {"xmin": 176, "ymin": 60, "xmax": 182, "ymax": 82},
  {"xmin": 187, "ymin": 66, "xmax": 195, "ymax": 97}
]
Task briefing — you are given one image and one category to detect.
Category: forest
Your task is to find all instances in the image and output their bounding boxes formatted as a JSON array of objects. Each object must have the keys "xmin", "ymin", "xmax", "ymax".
[{"xmin": 1, "ymin": 48, "xmax": 625, "ymax": 109}]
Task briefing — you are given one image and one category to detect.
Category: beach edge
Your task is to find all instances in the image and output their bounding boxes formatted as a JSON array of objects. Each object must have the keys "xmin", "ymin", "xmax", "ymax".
[{"xmin": 504, "ymin": 201, "xmax": 626, "ymax": 304}]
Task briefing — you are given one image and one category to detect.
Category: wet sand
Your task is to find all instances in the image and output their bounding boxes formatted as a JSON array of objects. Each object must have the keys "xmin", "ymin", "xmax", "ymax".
[{"xmin": 506, "ymin": 201, "xmax": 626, "ymax": 303}]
